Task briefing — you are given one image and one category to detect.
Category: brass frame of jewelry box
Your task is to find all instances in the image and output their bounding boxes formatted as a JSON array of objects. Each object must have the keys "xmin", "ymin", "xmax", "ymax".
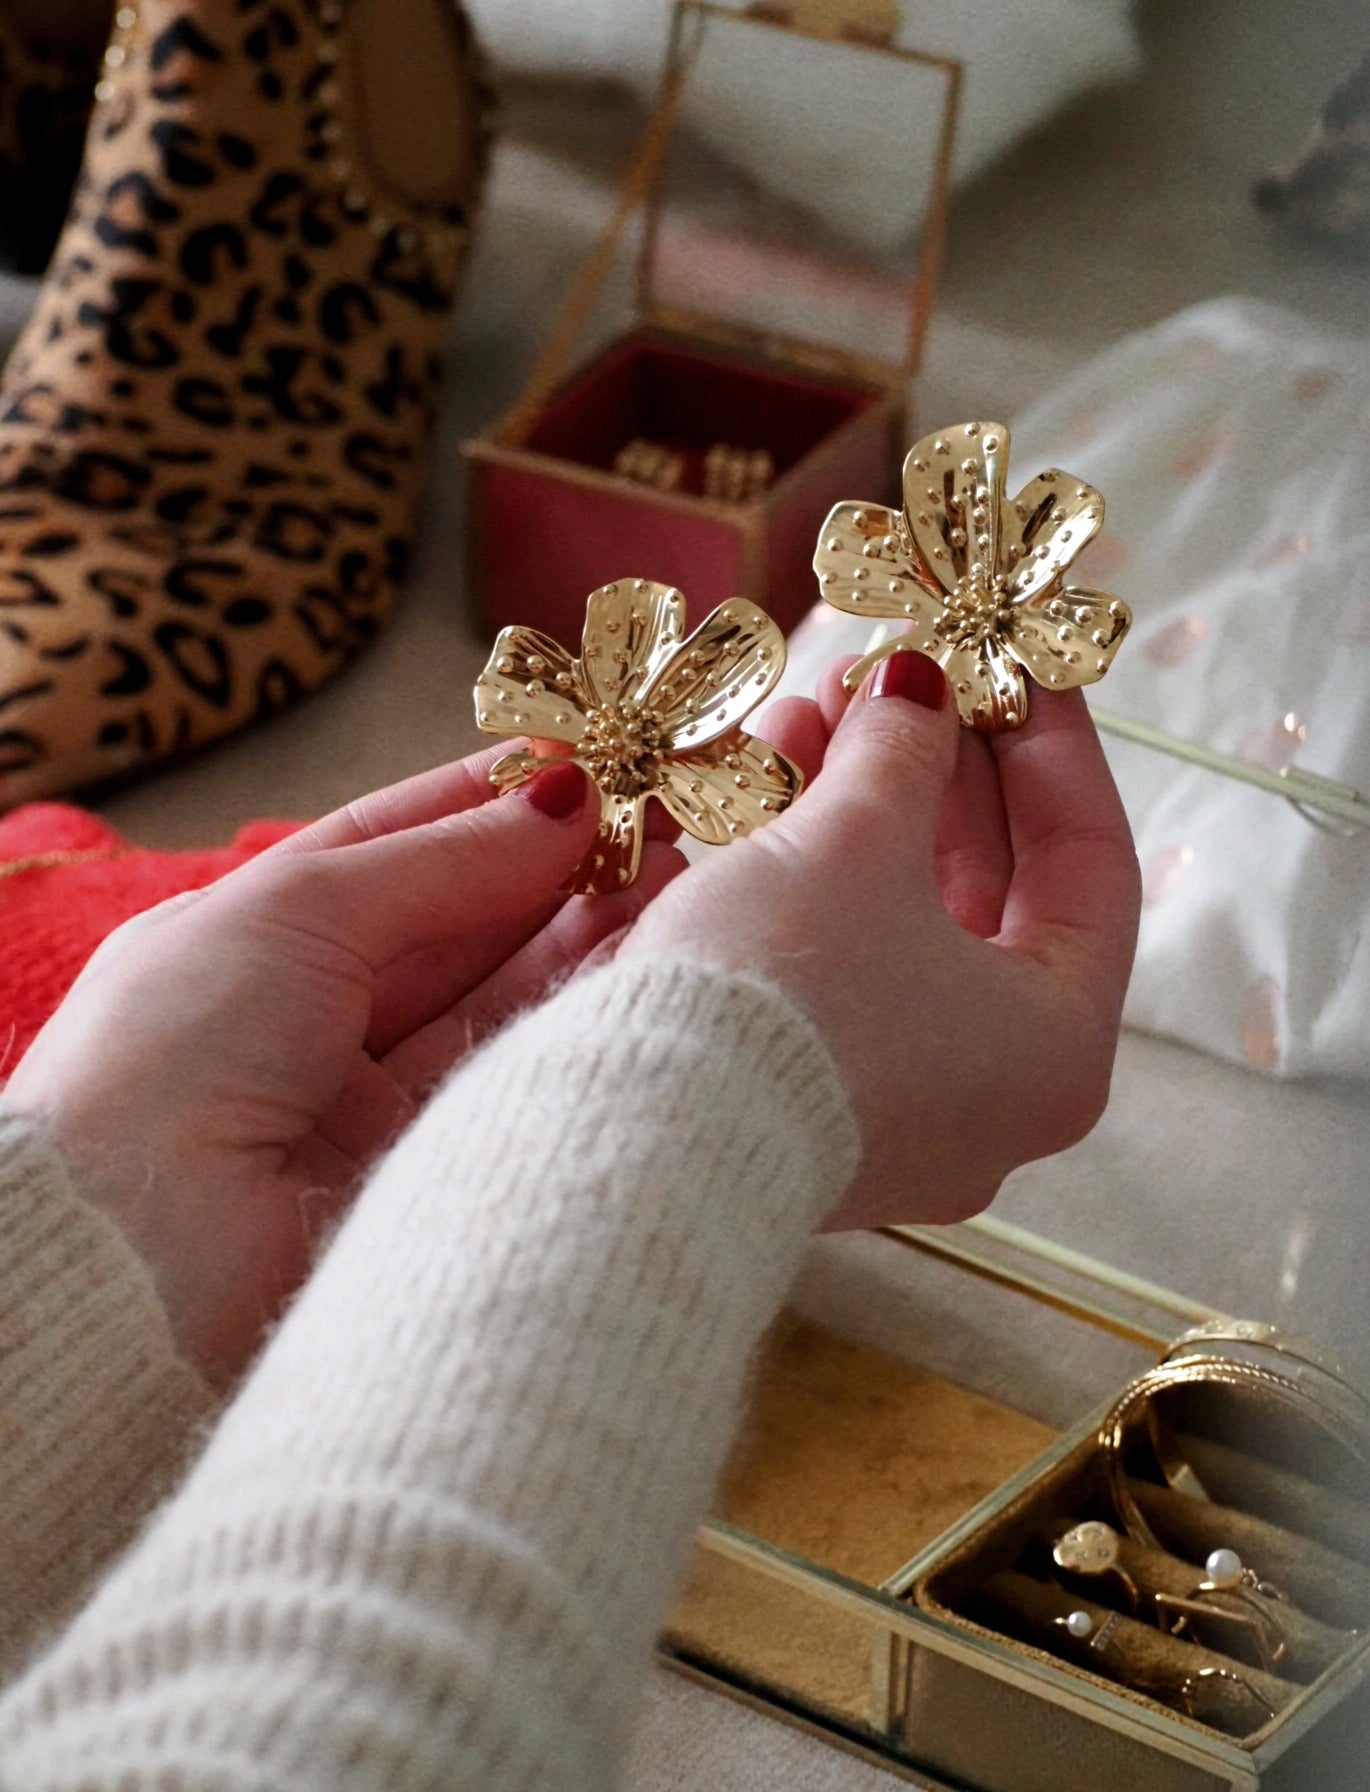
[{"xmin": 662, "ymin": 1217, "xmax": 1370, "ymax": 1791}]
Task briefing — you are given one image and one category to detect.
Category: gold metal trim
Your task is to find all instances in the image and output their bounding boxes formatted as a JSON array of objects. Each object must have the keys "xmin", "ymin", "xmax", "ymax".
[
  {"xmin": 658, "ymin": 1648, "xmax": 963, "ymax": 1788},
  {"xmin": 880, "ymin": 1217, "xmax": 1222, "ymax": 1353}
]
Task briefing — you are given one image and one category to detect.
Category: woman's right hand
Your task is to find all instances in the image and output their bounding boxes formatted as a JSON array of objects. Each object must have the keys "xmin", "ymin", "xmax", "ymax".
[{"xmin": 616, "ymin": 649, "xmax": 1141, "ymax": 1229}]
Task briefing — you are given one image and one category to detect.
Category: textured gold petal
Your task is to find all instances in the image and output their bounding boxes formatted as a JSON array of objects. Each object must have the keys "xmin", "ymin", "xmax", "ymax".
[
  {"xmin": 475, "ymin": 627, "xmax": 590, "ymax": 745},
  {"xmin": 1006, "ymin": 584, "xmax": 1131, "ymax": 692},
  {"xmin": 646, "ymin": 599, "xmax": 787, "ymax": 751},
  {"xmin": 579, "ymin": 578, "xmax": 687, "ymax": 710},
  {"xmin": 574, "ymin": 792, "xmax": 646, "ymax": 895},
  {"xmin": 903, "ymin": 423, "xmax": 1009, "ymax": 593},
  {"xmin": 656, "ymin": 730, "xmax": 803, "ymax": 846},
  {"xmin": 940, "ymin": 635, "xmax": 1028, "ymax": 732},
  {"xmin": 1003, "ymin": 471, "xmax": 1104, "ymax": 605},
  {"xmin": 487, "ymin": 750, "xmax": 563, "ymax": 794},
  {"xmin": 812, "ymin": 500, "xmax": 943, "ymax": 627}
]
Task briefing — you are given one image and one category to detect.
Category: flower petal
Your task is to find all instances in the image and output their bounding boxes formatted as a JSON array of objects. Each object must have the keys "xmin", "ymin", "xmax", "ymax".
[
  {"xmin": 940, "ymin": 634, "xmax": 1028, "ymax": 732},
  {"xmin": 475, "ymin": 627, "xmax": 590, "ymax": 745},
  {"xmin": 904, "ymin": 423, "xmax": 1010, "ymax": 593},
  {"xmin": 656, "ymin": 730, "xmax": 803, "ymax": 845},
  {"xmin": 812, "ymin": 500, "xmax": 943, "ymax": 627},
  {"xmin": 580, "ymin": 578, "xmax": 687, "ymax": 710},
  {"xmin": 1005, "ymin": 584, "xmax": 1131, "ymax": 692},
  {"xmin": 576, "ymin": 792, "xmax": 646, "ymax": 895},
  {"xmin": 1003, "ymin": 471, "xmax": 1104, "ymax": 605},
  {"xmin": 646, "ymin": 600, "xmax": 787, "ymax": 751},
  {"xmin": 487, "ymin": 749, "xmax": 562, "ymax": 793}
]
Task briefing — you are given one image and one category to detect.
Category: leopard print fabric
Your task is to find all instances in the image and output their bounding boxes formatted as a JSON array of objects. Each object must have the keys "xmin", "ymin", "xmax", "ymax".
[{"xmin": 0, "ymin": 0, "xmax": 490, "ymax": 805}]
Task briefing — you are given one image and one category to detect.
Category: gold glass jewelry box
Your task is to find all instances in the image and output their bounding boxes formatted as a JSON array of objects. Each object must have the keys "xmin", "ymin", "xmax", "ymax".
[
  {"xmin": 461, "ymin": 0, "xmax": 960, "ymax": 647},
  {"xmin": 664, "ymin": 1220, "xmax": 1370, "ymax": 1791}
]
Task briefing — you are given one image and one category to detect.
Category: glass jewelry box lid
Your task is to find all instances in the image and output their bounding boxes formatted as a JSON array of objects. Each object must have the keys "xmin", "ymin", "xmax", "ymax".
[{"xmin": 497, "ymin": 0, "xmax": 962, "ymax": 449}]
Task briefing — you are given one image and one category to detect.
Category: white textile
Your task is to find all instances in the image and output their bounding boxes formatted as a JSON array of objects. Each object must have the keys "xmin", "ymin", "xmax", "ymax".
[
  {"xmin": 780, "ymin": 298, "xmax": 1370, "ymax": 1080},
  {"xmin": 466, "ymin": 0, "xmax": 1139, "ymax": 256}
]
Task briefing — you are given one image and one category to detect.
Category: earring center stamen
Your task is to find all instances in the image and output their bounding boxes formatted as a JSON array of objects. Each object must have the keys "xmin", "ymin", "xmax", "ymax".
[
  {"xmin": 579, "ymin": 701, "xmax": 667, "ymax": 796},
  {"xmin": 936, "ymin": 566, "xmax": 1014, "ymax": 650}
]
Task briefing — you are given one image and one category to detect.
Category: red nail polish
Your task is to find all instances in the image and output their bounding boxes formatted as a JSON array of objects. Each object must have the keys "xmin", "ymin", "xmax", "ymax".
[
  {"xmin": 518, "ymin": 761, "xmax": 588, "ymax": 820},
  {"xmin": 867, "ymin": 649, "xmax": 948, "ymax": 711}
]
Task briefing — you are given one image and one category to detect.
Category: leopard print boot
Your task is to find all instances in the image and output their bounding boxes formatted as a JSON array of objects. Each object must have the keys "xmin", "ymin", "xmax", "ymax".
[
  {"xmin": 0, "ymin": 0, "xmax": 492, "ymax": 804},
  {"xmin": 0, "ymin": 8, "xmax": 101, "ymax": 274}
]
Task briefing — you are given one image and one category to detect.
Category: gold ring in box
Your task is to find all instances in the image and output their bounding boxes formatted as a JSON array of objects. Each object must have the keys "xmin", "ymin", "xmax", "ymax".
[
  {"xmin": 1153, "ymin": 1546, "xmax": 1292, "ymax": 1673},
  {"xmin": 615, "ymin": 437, "xmax": 686, "ymax": 492},
  {"xmin": 1051, "ymin": 1519, "xmax": 1140, "ymax": 1614}
]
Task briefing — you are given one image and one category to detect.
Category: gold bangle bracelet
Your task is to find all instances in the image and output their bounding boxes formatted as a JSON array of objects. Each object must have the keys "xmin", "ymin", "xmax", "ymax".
[{"xmin": 1098, "ymin": 1355, "xmax": 1370, "ymax": 1554}]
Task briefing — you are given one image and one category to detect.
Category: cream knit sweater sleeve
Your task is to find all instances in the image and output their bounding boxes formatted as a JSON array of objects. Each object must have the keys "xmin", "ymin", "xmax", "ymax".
[
  {"xmin": 0, "ymin": 1116, "xmax": 215, "ymax": 1678},
  {"xmin": 0, "ymin": 957, "xmax": 860, "ymax": 1791}
]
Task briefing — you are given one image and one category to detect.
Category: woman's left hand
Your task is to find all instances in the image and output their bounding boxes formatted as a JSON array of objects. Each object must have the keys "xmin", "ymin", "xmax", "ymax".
[{"xmin": 3, "ymin": 743, "xmax": 720, "ymax": 1387}]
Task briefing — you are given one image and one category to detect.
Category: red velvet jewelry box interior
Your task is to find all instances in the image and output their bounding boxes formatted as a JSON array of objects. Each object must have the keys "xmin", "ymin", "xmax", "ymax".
[{"xmin": 464, "ymin": 325, "xmax": 902, "ymax": 646}]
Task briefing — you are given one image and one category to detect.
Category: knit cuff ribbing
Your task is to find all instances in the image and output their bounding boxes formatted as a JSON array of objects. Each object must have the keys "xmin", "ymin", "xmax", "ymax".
[
  {"xmin": 562, "ymin": 956, "xmax": 862, "ymax": 1220},
  {"xmin": 0, "ymin": 1113, "xmax": 214, "ymax": 1675}
]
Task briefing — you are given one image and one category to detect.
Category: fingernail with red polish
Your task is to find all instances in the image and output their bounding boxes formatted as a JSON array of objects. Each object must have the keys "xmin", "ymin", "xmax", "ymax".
[
  {"xmin": 518, "ymin": 761, "xmax": 588, "ymax": 820},
  {"xmin": 867, "ymin": 649, "xmax": 948, "ymax": 711}
]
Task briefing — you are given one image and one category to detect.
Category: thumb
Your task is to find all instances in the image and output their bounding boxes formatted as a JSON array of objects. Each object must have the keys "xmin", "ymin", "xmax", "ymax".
[
  {"xmin": 804, "ymin": 647, "xmax": 960, "ymax": 868},
  {"xmin": 232, "ymin": 760, "xmax": 602, "ymax": 968}
]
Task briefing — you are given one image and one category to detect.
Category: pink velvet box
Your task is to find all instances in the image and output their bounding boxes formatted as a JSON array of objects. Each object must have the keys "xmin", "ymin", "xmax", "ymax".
[{"xmin": 464, "ymin": 326, "xmax": 903, "ymax": 643}]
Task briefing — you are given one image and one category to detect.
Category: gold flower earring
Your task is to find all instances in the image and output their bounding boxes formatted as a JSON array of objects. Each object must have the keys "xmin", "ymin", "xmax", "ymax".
[
  {"xmin": 814, "ymin": 421, "xmax": 1131, "ymax": 731},
  {"xmin": 473, "ymin": 580, "xmax": 802, "ymax": 893}
]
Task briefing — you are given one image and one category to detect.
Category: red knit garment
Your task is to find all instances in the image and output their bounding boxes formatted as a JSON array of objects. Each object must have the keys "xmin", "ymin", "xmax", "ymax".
[{"xmin": 0, "ymin": 803, "xmax": 301, "ymax": 1070}]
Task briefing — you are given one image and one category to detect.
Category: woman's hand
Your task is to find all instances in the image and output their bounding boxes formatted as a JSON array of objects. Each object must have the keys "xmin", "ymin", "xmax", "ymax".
[
  {"xmin": 616, "ymin": 650, "xmax": 1141, "ymax": 1229},
  {"xmin": 4, "ymin": 746, "xmax": 701, "ymax": 1387}
]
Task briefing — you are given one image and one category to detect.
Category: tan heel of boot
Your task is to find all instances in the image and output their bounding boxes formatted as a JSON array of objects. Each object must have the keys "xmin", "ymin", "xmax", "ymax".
[{"xmin": 0, "ymin": 0, "xmax": 492, "ymax": 804}]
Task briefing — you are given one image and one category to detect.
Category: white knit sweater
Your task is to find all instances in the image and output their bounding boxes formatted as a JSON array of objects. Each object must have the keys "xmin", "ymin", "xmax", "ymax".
[{"xmin": 0, "ymin": 958, "xmax": 859, "ymax": 1790}]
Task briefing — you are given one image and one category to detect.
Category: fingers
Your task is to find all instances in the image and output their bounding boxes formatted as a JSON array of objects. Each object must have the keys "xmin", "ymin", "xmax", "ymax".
[
  {"xmin": 779, "ymin": 665, "xmax": 999, "ymax": 932},
  {"xmin": 384, "ymin": 840, "xmax": 688, "ymax": 1095},
  {"xmin": 530, "ymin": 734, "xmax": 681, "ymax": 845},
  {"xmin": 991, "ymin": 689, "xmax": 1140, "ymax": 989},
  {"xmin": 265, "ymin": 742, "xmax": 514, "ymax": 858},
  {"xmin": 816, "ymin": 655, "xmax": 859, "ymax": 736},
  {"xmin": 799, "ymin": 649, "xmax": 962, "ymax": 884},
  {"xmin": 754, "ymin": 694, "xmax": 830, "ymax": 787},
  {"xmin": 934, "ymin": 730, "xmax": 1013, "ymax": 939},
  {"xmin": 234, "ymin": 761, "xmax": 603, "ymax": 977},
  {"xmin": 312, "ymin": 1053, "xmax": 418, "ymax": 1167}
]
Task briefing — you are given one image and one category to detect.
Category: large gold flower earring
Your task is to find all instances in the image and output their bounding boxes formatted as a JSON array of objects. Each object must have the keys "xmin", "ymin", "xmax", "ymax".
[
  {"xmin": 814, "ymin": 422, "xmax": 1131, "ymax": 731},
  {"xmin": 474, "ymin": 580, "xmax": 802, "ymax": 893}
]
